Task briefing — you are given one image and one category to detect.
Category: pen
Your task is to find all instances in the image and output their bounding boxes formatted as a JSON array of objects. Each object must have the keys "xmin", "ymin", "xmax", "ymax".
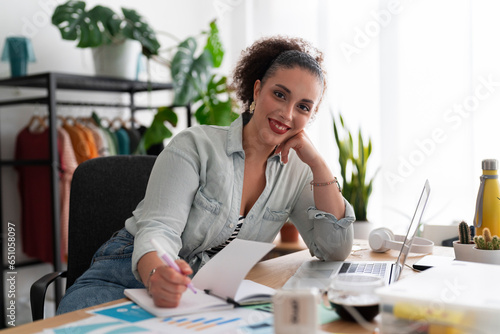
[{"xmin": 150, "ymin": 238, "xmax": 197, "ymax": 294}]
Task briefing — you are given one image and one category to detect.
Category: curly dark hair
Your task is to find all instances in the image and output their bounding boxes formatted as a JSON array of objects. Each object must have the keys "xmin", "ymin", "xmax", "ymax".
[{"xmin": 230, "ymin": 36, "xmax": 327, "ymax": 113}]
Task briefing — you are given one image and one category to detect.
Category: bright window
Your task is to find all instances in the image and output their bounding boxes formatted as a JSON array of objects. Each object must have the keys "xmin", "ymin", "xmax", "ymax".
[{"xmin": 226, "ymin": 0, "xmax": 500, "ymax": 233}]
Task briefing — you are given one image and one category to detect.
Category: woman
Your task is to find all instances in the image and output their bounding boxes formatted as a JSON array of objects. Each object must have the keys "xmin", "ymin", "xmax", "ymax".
[{"xmin": 57, "ymin": 36, "xmax": 355, "ymax": 314}]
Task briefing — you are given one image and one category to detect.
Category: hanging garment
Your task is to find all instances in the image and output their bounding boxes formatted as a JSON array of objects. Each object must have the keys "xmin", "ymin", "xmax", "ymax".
[
  {"xmin": 75, "ymin": 123, "xmax": 99, "ymax": 160},
  {"xmin": 58, "ymin": 127, "xmax": 78, "ymax": 262},
  {"xmin": 87, "ymin": 122, "xmax": 109, "ymax": 157},
  {"xmin": 91, "ymin": 112, "xmax": 118, "ymax": 156},
  {"xmin": 124, "ymin": 126, "xmax": 142, "ymax": 154},
  {"xmin": 102, "ymin": 127, "xmax": 118, "ymax": 156},
  {"xmin": 15, "ymin": 127, "xmax": 61, "ymax": 264},
  {"xmin": 115, "ymin": 127, "xmax": 130, "ymax": 155},
  {"xmin": 103, "ymin": 128, "xmax": 117, "ymax": 156},
  {"xmin": 63, "ymin": 123, "xmax": 92, "ymax": 164}
]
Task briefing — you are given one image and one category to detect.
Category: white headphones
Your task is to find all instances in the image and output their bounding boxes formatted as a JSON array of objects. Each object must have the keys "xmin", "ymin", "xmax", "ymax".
[{"xmin": 368, "ymin": 227, "xmax": 434, "ymax": 253}]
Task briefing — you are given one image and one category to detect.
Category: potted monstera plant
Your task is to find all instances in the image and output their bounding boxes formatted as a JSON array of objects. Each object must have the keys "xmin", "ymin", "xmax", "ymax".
[
  {"xmin": 333, "ymin": 112, "xmax": 376, "ymax": 239},
  {"xmin": 52, "ymin": 0, "xmax": 161, "ymax": 79}
]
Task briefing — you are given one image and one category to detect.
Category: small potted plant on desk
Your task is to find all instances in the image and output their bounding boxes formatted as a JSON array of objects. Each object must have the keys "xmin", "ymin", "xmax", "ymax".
[
  {"xmin": 453, "ymin": 221, "xmax": 476, "ymax": 262},
  {"xmin": 454, "ymin": 221, "xmax": 500, "ymax": 264},
  {"xmin": 472, "ymin": 227, "xmax": 500, "ymax": 264}
]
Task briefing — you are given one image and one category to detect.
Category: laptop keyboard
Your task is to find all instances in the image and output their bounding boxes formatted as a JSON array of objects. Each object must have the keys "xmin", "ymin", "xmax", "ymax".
[{"xmin": 339, "ymin": 262, "xmax": 387, "ymax": 277}]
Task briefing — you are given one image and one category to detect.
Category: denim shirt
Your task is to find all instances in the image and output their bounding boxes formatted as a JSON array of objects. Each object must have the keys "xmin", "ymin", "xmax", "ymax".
[{"xmin": 125, "ymin": 115, "xmax": 355, "ymax": 280}]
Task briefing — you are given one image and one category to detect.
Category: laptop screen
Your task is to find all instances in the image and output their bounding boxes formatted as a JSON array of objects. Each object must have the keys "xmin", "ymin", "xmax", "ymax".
[{"xmin": 393, "ymin": 180, "xmax": 431, "ymax": 281}]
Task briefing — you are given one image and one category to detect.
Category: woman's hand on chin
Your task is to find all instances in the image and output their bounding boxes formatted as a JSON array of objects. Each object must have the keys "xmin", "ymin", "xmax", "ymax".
[{"xmin": 275, "ymin": 130, "xmax": 321, "ymax": 167}]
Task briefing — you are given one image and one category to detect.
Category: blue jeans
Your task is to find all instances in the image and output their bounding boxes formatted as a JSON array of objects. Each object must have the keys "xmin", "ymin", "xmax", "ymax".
[{"xmin": 57, "ymin": 228, "xmax": 144, "ymax": 314}]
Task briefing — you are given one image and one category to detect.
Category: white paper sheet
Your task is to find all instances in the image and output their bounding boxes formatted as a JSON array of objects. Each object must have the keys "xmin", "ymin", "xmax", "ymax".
[{"xmin": 192, "ymin": 239, "xmax": 275, "ymax": 300}]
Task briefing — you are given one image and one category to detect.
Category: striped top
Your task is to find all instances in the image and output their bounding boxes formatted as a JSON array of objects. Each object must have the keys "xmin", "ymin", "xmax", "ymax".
[{"xmin": 205, "ymin": 216, "xmax": 245, "ymax": 258}]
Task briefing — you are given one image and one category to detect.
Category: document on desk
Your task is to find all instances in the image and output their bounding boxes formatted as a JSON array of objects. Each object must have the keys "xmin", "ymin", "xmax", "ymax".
[
  {"xmin": 125, "ymin": 239, "xmax": 276, "ymax": 317},
  {"xmin": 43, "ymin": 301, "xmax": 273, "ymax": 334}
]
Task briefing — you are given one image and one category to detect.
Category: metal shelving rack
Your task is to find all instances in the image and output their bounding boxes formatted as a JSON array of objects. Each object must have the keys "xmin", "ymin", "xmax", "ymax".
[{"xmin": 0, "ymin": 72, "xmax": 188, "ymax": 327}]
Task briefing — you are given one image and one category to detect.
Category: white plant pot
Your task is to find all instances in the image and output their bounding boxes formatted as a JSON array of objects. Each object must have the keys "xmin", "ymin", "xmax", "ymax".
[
  {"xmin": 92, "ymin": 39, "xmax": 141, "ymax": 80},
  {"xmin": 471, "ymin": 247, "xmax": 500, "ymax": 265},
  {"xmin": 453, "ymin": 240, "xmax": 500, "ymax": 265},
  {"xmin": 453, "ymin": 241, "xmax": 476, "ymax": 262},
  {"xmin": 353, "ymin": 220, "xmax": 374, "ymax": 240}
]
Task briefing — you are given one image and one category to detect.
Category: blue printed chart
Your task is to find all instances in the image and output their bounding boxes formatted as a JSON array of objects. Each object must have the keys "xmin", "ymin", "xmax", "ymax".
[
  {"xmin": 45, "ymin": 302, "xmax": 272, "ymax": 334},
  {"xmin": 162, "ymin": 313, "xmax": 241, "ymax": 332},
  {"xmin": 146, "ymin": 308, "xmax": 272, "ymax": 333}
]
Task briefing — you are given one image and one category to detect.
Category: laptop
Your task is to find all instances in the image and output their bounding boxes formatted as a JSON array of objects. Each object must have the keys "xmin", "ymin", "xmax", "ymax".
[{"xmin": 283, "ymin": 180, "xmax": 431, "ymax": 289}]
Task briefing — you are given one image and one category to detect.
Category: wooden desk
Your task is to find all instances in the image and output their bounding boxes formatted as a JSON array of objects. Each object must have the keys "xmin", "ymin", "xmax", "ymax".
[
  {"xmin": 265, "ymin": 235, "xmax": 307, "ymax": 259},
  {"xmin": 4, "ymin": 240, "xmax": 454, "ymax": 333},
  {"xmin": 247, "ymin": 240, "xmax": 454, "ymax": 333}
]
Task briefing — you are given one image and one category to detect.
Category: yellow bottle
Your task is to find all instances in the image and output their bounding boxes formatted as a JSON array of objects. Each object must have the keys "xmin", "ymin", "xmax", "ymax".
[{"xmin": 474, "ymin": 159, "xmax": 500, "ymax": 237}]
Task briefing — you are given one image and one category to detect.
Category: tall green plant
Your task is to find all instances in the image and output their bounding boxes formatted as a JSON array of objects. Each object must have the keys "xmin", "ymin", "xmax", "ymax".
[
  {"xmin": 333, "ymin": 113, "xmax": 375, "ymax": 221},
  {"xmin": 172, "ymin": 20, "xmax": 237, "ymax": 126},
  {"xmin": 143, "ymin": 20, "xmax": 238, "ymax": 149}
]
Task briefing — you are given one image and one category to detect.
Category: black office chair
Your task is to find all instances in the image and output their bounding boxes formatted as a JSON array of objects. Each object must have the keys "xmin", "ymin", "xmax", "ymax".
[{"xmin": 30, "ymin": 155, "xmax": 157, "ymax": 321}]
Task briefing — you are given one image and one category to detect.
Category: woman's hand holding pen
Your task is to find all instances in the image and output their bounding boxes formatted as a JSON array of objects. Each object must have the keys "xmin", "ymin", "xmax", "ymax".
[{"xmin": 148, "ymin": 259, "xmax": 193, "ymax": 308}]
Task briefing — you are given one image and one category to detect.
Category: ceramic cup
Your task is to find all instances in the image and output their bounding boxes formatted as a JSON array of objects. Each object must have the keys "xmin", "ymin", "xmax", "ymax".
[{"xmin": 327, "ymin": 273, "xmax": 384, "ymax": 322}]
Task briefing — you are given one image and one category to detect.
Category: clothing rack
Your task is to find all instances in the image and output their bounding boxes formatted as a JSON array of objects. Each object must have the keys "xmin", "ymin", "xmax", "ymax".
[{"xmin": 0, "ymin": 72, "xmax": 190, "ymax": 328}]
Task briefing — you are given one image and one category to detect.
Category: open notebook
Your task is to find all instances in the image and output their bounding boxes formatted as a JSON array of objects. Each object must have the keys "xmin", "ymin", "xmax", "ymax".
[
  {"xmin": 125, "ymin": 239, "xmax": 276, "ymax": 317},
  {"xmin": 283, "ymin": 180, "xmax": 431, "ymax": 289}
]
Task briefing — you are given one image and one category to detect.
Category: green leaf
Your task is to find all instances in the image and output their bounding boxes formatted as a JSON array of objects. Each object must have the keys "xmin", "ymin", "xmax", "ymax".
[
  {"xmin": 52, "ymin": 1, "xmax": 120, "ymax": 48},
  {"xmin": 142, "ymin": 107, "xmax": 178, "ymax": 149},
  {"xmin": 155, "ymin": 106, "xmax": 178, "ymax": 126},
  {"xmin": 121, "ymin": 7, "xmax": 160, "ymax": 56},
  {"xmin": 52, "ymin": 1, "xmax": 86, "ymax": 41},
  {"xmin": 193, "ymin": 75, "xmax": 238, "ymax": 125},
  {"xmin": 88, "ymin": 5, "xmax": 121, "ymax": 44},
  {"xmin": 143, "ymin": 120, "xmax": 172, "ymax": 150},
  {"xmin": 171, "ymin": 38, "xmax": 213, "ymax": 105},
  {"xmin": 348, "ymin": 132, "xmax": 354, "ymax": 158},
  {"xmin": 195, "ymin": 98, "xmax": 237, "ymax": 126},
  {"xmin": 204, "ymin": 20, "xmax": 224, "ymax": 68},
  {"xmin": 358, "ymin": 129, "xmax": 365, "ymax": 165}
]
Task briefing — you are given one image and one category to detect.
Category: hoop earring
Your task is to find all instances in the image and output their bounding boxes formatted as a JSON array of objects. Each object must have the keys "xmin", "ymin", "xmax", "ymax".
[{"xmin": 249, "ymin": 101, "xmax": 255, "ymax": 114}]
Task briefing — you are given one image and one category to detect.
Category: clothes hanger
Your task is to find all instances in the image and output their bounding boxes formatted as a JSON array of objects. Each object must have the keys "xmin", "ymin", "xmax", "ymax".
[
  {"xmin": 27, "ymin": 106, "xmax": 48, "ymax": 133},
  {"xmin": 99, "ymin": 116, "xmax": 111, "ymax": 128},
  {"xmin": 64, "ymin": 115, "xmax": 77, "ymax": 126},
  {"xmin": 110, "ymin": 116, "xmax": 127, "ymax": 130},
  {"xmin": 57, "ymin": 115, "xmax": 68, "ymax": 126}
]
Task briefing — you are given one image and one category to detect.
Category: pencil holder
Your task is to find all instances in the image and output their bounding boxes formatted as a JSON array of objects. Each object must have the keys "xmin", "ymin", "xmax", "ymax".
[{"xmin": 272, "ymin": 288, "xmax": 320, "ymax": 334}]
